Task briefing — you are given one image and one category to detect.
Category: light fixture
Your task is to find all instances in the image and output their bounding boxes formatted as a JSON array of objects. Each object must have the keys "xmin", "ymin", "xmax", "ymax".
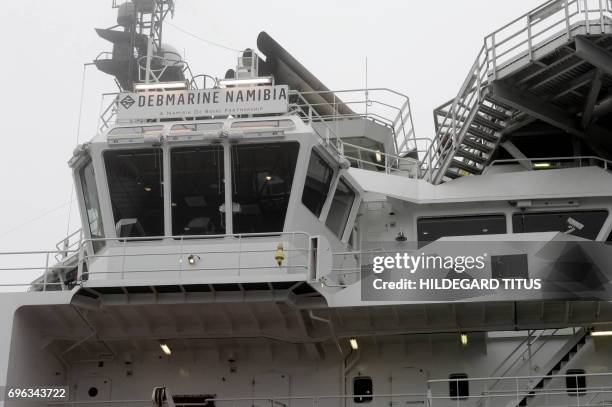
[
  {"xmin": 533, "ymin": 162, "xmax": 551, "ymax": 169},
  {"xmin": 159, "ymin": 342, "xmax": 172, "ymax": 355},
  {"xmin": 349, "ymin": 338, "xmax": 359, "ymax": 350},
  {"xmin": 274, "ymin": 243, "xmax": 285, "ymax": 266},
  {"xmin": 591, "ymin": 330, "xmax": 612, "ymax": 337},
  {"xmin": 265, "ymin": 175, "xmax": 273, "ymax": 181},
  {"xmin": 187, "ymin": 254, "xmax": 200, "ymax": 265},
  {"xmin": 134, "ymin": 81, "xmax": 188, "ymax": 91},
  {"xmin": 375, "ymin": 150, "xmax": 383, "ymax": 163},
  {"xmin": 460, "ymin": 333, "xmax": 468, "ymax": 346},
  {"xmin": 144, "ymin": 186, "xmax": 152, "ymax": 192},
  {"xmin": 218, "ymin": 77, "xmax": 273, "ymax": 87}
]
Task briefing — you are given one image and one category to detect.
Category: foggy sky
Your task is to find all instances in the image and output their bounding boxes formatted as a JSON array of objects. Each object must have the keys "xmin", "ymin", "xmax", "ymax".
[{"xmin": 0, "ymin": 0, "xmax": 539, "ymax": 257}]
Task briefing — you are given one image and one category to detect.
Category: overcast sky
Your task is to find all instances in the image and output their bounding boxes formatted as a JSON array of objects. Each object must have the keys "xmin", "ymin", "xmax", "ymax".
[{"xmin": 0, "ymin": 0, "xmax": 540, "ymax": 261}]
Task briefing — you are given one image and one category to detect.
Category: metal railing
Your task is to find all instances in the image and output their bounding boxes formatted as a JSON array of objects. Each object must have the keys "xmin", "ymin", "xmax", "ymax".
[
  {"xmin": 486, "ymin": 156, "xmax": 612, "ymax": 172},
  {"xmin": 419, "ymin": 0, "xmax": 612, "ymax": 184},
  {"xmin": 78, "ymin": 231, "xmax": 312, "ymax": 281},
  {"xmin": 429, "ymin": 372, "xmax": 612, "ymax": 407},
  {"xmin": 42, "ymin": 375, "xmax": 612, "ymax": 407}
]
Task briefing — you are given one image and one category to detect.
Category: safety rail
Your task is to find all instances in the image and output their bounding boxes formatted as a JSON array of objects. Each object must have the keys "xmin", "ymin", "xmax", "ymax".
[
  {"xmin": 486, "ymin": 155, "xmax": 612, "ymax": 172},
  {"xmin": 429, "ymin": 372, "xmax": 612, "ymax": 407},
  {"xmin": 78, "ymin": 231, "xmax": 312, "ymax": 281},
  {"xmin": 419, "ymin": 0, "xmax": 612, "ymax": 184},
  {"xmin": 0, "ymin": 249, "xmax": 80, "ymax": 292},
  {"xmin": 42, "ymin": 376, "xmax": 612, "ymax": 407},
  {"xmin": 289, "ymin": 88, "xmax": 418, "ymax": 157},
  {"xmin": 55, "ymin": 229, "xmax": 82, "ymax": 263}
]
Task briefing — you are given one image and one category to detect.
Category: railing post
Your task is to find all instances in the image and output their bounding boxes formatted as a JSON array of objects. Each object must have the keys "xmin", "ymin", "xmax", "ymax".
[
  {"xmin": 566, "ymin": 0, "xmax": 572, "ymax": 40},
  {"xmin": 527, "ymin": 15, "xmax": 534, "ymax": 61},
  {"xmin": 585, "ymin": 0, "xmax": 591, "ymax": 34},
  {"xmin": 238, "ymin": 234, "xmax": 242, "ymax": 275},
  {"xmin": 179, "ymin": 235, "xmax": 184, "ymax": 275},
  {"xmin": 121, "ymin": 238, "xmax": 127, "ymax": 279},
  {"xmin": 43, "ymin": 252, "xmax": 50, "ymax": 292},
  {"xmin": 491, "ymin": 33, "xmax": 498, "ymax": 79},
  {"xmin": 600, "ymin": 0, "xmax": 605, "ymax": 32}
]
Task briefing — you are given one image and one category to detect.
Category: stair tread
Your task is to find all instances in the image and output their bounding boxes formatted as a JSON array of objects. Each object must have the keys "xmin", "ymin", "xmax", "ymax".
[
  {"xmin": 450, "ymin": 159, "xmax": 480, "ymax": 173},
  {"xmin": 473, "ymin": 114, "xmax": 504, "ymax": 131},
  {"xmin": 463, "ymin": 138, "xmax": 494, "ymax": 153},
  {"xmin": 468, "ymin": 125, "xmax": 500, "ymax": 142},
  {"xmin": 455, "ymin": 147, "xmax": 488, "ymax": 164},
  {"xmin": 479, "ymin": 104, "xmax": 511, "ymax": 121}
]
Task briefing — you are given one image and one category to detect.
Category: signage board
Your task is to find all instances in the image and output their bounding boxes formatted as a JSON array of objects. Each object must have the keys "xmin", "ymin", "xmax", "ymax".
[{"xmin": 116, "ymin": 85, "xmax": 289, "ymax": 120}]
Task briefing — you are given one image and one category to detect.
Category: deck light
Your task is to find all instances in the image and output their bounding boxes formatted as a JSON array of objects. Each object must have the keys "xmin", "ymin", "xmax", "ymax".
[
  {"xmin": 218, "ymin": 77, "xmax": 272, "ymax": 87},
  {"xmin": 591, "ymin": 330, "xmax": 612, "ymax": 337},
  {"xmin": 159, "ymin": 342, "xmax": 172, "ymax": 355},
  {"xmin": 134, "ymin": 81, "xmax": 188, "ymax": 91},
  {"xmin": 460, "ymin": 333, "xmax": 469, "ymax": 346},
  {"xmin": 533, "ymin": 162, "xmax": 551, "ymax": 169},
  {"xmin": 187, "ymin": 254, "xmax": 200, "ymax": 265},
  {"xmin": 375, "ymin": 150, "xmax": 383, "ymax": 163},
  {"xmin": 349, "ymin": 338, "xmax": 359, "ymax": 350}
]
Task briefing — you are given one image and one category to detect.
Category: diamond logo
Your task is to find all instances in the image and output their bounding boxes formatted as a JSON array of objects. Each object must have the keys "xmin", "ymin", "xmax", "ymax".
[{"xmin": 120, "ymin": 95, "xmax": 136, "ymax": 109}]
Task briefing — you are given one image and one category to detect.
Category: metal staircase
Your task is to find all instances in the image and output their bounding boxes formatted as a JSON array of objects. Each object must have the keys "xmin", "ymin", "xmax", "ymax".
[{"xmin": 420, "ymin": 0, "xmax": 612, "ymax": 184}]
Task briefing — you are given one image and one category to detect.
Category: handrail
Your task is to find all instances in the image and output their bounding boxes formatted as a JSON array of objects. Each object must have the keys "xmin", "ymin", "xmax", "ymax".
[
  {"xmin": 419, "ymin": 0, "xmax": 612, "ymax": 184},
  {"xmin": 487, "ymin": 155, "xmax": 611, "ymax": 171}
]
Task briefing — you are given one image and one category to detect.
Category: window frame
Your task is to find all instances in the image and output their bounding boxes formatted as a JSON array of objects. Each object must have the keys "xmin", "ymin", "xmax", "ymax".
[
  {"xmin": 168, "ymin": 144, "xmax": 227, "ymax": 238},
  {"xmin": 301, "ymin": 148, "xmax": 336, "ymax": 219},
  {"xmin": 102, "ymin": 146, "xmax": 166, "ymax": 240},
  {"xmin": 416, "ymin": 213, "xmax": 508, "ymax": 245},
  {"xmin": 511, "ymin": 209, "xmax": 609, "ymax": 240},
  {"xmin": 323, "ymin": 176, "xmax": 359, "ymax": 242}
]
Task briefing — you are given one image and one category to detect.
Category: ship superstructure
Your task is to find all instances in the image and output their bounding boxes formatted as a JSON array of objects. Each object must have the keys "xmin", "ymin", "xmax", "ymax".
[{"xmin": 1, "ymin": 1, "xmax": 612, "ymax": 407}]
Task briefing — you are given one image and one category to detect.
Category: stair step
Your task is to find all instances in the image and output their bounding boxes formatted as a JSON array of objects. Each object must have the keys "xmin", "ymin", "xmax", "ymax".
[
  {"xmin": 473, "ymin": 114, "xmax": 504, "ymax": 131},
  {"xmin": 479, "ymin": 104, "xmax": 511, "ymax": 121},
  {"xmin": 463, "ymin": 138, "xmax": 493, "ymax": 153},
  {"xmin": 456, "ymin": 147, "xmax": 488, "ymax": 164},
  {"xmin": 468, "ymin": 125, "xmax": 500, "ymax": 142},
  {"xmin": 450, "ymin": 159, "xmax": 481, "ymax": 174}
]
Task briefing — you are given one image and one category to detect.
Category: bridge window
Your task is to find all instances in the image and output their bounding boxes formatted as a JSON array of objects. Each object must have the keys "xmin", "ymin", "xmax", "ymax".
[
  {"xmin": 104, "ymin": 148, "xmax": 164, "ymax": 238},
  {"xmin": 417, "ymin": 215, "xmax": 506, "ymax": 244},
  {"xmin": 171, "ymin": 146, "xmax": 225, "ymax": 236},
  {"xmin": 80, "ymin": 161, "xmax": 105, "ymax": 252},
  {"xmin": 449, "ymin": 373, "xmax": 469, "ymax": 400},
  {"xmin": 512, "ymin": 210, "xmax": 608, "ymax": 240},
  {"xmin": 302, "ymin": 150, "xmax": 334, "ymax": 217},
  {"xmin": 231, "ymin": 142, "xmax": 299, "ymax": 233},
  {"xmin": 326, "ymin": 178, "xmax": 356, "ymax": 238}
]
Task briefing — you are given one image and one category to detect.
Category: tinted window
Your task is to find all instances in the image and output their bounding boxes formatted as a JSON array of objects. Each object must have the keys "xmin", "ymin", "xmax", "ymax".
[
  {"xmin": 325, "ymin": 178, "xmax": 356, "ymax": 238},
  {"xmin": 417, "ymin": 215, "xmax": 506, "ymax": 244},
  {"xmin": 104, "ymin": 149, "xmax": 164, "ymax": 238},
  {"xmin": 353, "ymin": 376, "xmax": 373, "ymax": 403},
  {"xmin": 449, "ymin": 373, "xmax": 469, "ymax": 400},
  {"xmin": 512, "ymin": 210, "xmax": 608, "ymax": 240},
  {"xmin": 302, "ymin": 150, "xmax": 334, "ymax": 217},
  {"xmin": 566, "ymin": 369, "xmax": 586, "ymax": 395},
  {"xmin": 80, "ymin": 161, "xmax": 105, "ymax": 252},
  {"xmin": 231, "ymin": 142, "xmax": 299, "ymax": 233},
  {"xmin": 171, "ymin": 146, "xmax": 225, "ymax": 236}
]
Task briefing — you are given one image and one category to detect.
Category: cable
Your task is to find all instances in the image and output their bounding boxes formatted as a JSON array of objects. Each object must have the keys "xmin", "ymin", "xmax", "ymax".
[
  {"xmin": 0, "ymin": 201, "xmax": 72, "ymax": 238},
  {"xmin": 165, "ymin": 21, "xmax": 243, "ymax": 53}
]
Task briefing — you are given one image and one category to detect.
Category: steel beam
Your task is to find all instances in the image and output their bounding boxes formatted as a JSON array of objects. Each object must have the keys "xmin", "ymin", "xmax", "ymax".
[
  {"xmin": 500, "ymin": 140, "xmax": 532, "ymax": 170},
  {"xmin": 575, "ymin": 37, "xmax": 612, "ymax": 76},
  {"xmin": 491, "ymin": 82, "xmax": 610, "ymax": 157},
  {"xmin": 490, "ymin": 82, "xmax": 580, "ymax": 136},
  {"xmin": 581, "ymin": 70, "xmax": 602, "ymax": 128}
]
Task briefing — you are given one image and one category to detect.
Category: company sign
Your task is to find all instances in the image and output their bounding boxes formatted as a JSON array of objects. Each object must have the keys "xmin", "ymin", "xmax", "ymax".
[{"xmin": 117, "ymin": 85, "xmax": 289, "ymax": 120}]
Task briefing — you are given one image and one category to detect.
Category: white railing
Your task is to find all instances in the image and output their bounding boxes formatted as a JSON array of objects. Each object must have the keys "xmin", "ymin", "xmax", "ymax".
[
  {"xmin": 77, "ymin": 231, "xmax": 312, "ymax": 282},
  {"xmin": 419, "ymin": 0, "xmax": 612, "ymax": 184},
  {"xmin": 486, "ymin": 156, "xmax": 612, "ymax": 172},
  {"xmin": 43, "ymin": 375, "xmax": 612, "ymax": 407}
]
